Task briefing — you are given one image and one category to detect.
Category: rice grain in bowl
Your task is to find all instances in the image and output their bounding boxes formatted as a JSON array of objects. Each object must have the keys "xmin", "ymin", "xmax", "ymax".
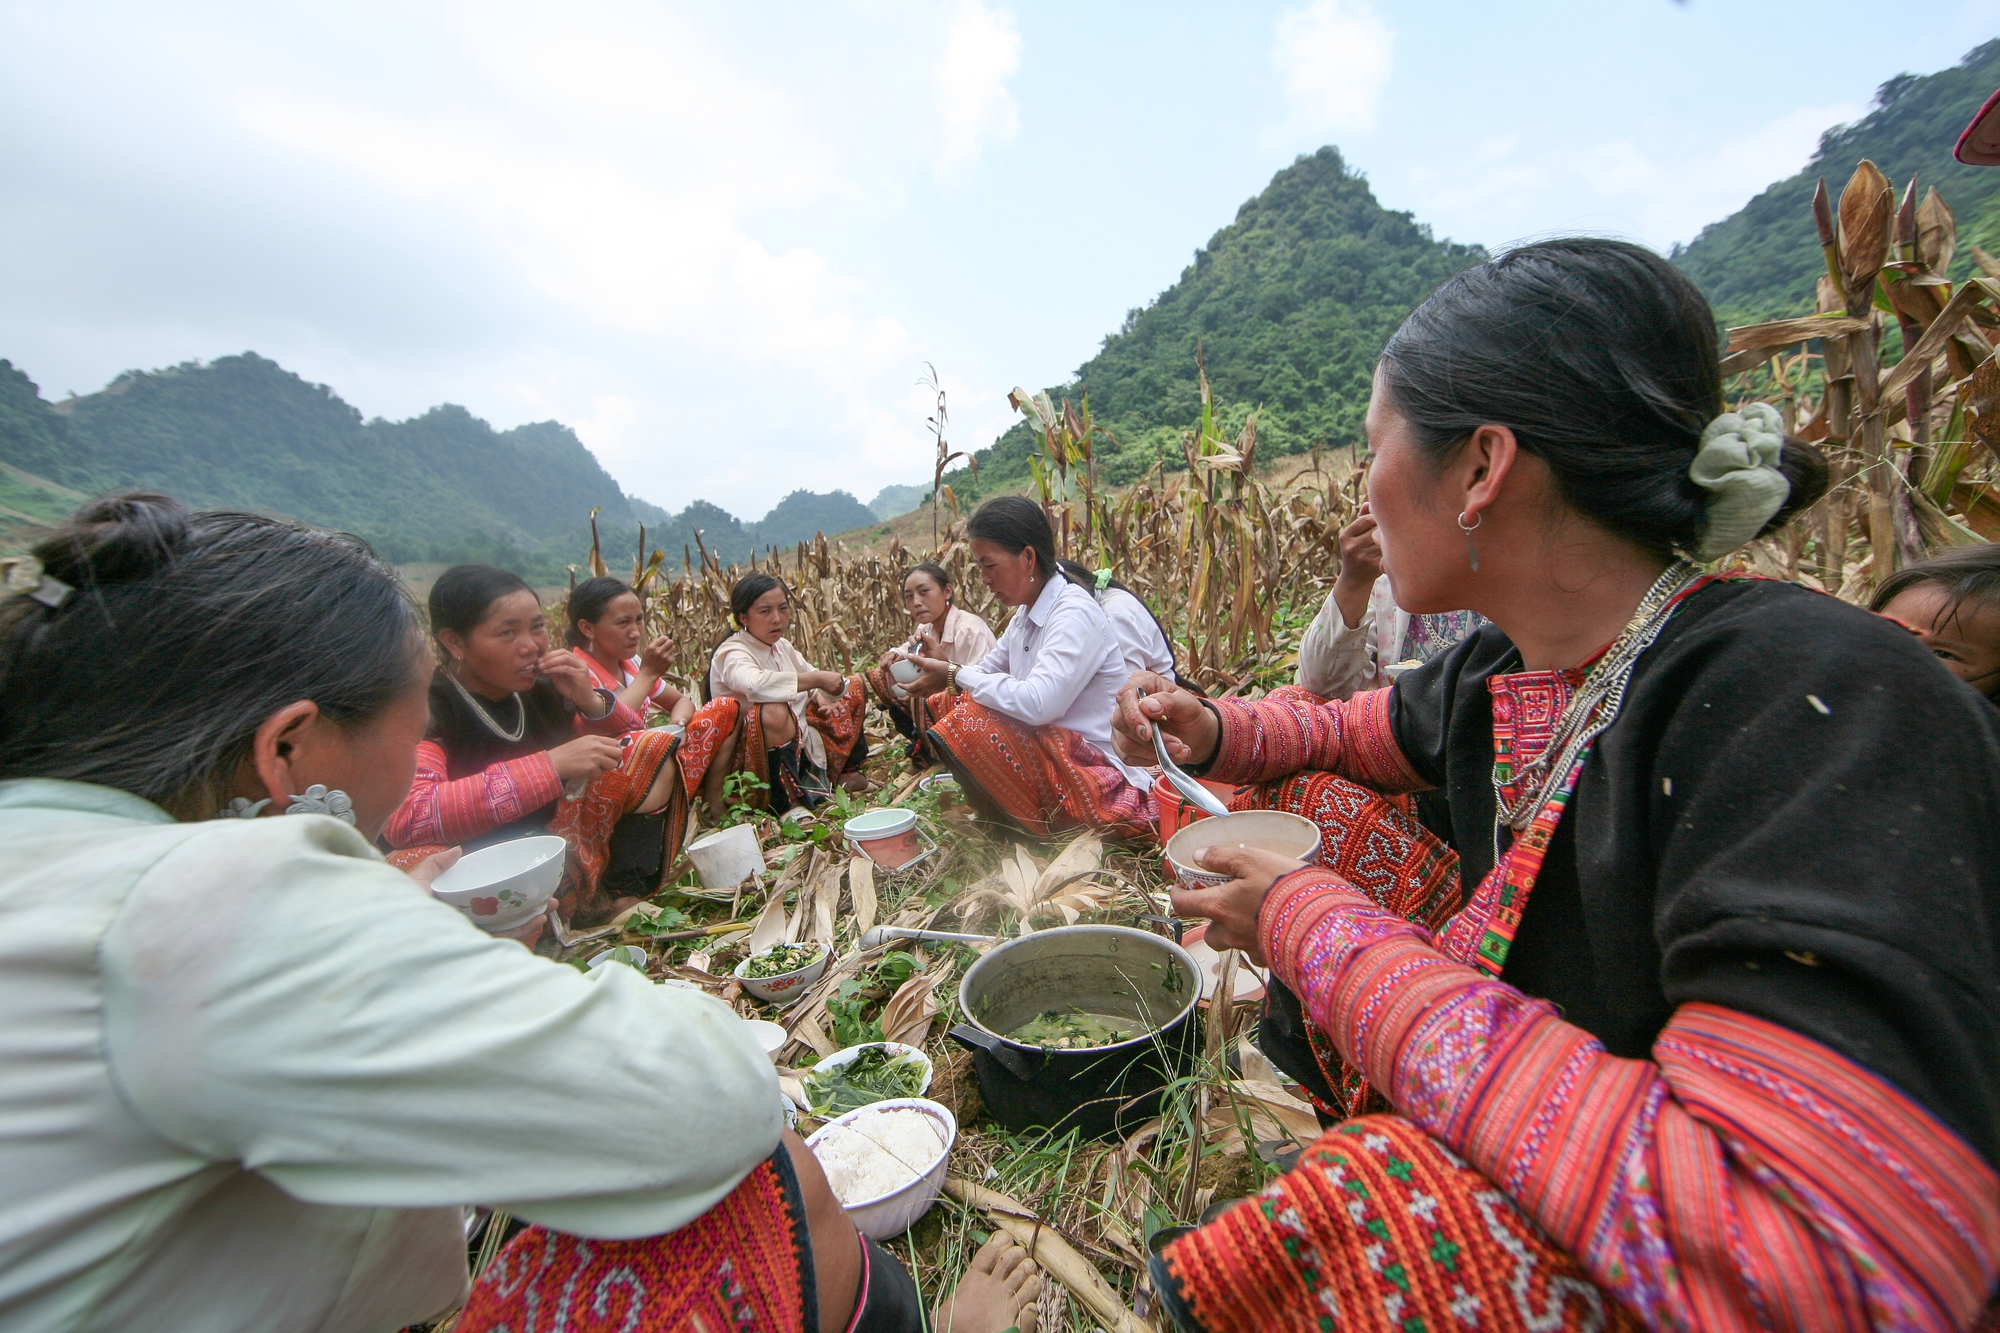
[{"xmin": 805, "ymin": 1098, "xmax": 957, "ymax": 1240}]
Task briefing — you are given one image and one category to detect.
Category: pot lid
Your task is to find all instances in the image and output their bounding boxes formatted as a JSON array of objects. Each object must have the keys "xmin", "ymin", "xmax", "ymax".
[{"xmin": 844, "ymin": 807, "xmax": 918, "ymax": 838}]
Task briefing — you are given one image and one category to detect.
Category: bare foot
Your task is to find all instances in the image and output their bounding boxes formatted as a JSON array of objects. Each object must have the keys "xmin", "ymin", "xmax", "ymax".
[{"xmin": 934, "ymin": 1233, "xmax": 1042, "ymax": 1333}]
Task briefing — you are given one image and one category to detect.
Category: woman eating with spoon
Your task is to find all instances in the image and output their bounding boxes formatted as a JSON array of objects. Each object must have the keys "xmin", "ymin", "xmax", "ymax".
[{"xmin": 1114, "ymin": 239, "xmax": 2000, "ymax": 1332}]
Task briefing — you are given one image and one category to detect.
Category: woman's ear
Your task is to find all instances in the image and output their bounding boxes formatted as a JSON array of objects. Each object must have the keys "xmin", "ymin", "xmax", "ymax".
[
  {"xmin": 435, "ymin": 629, "xmax": 464, "ymax": 665},
  {"xmin": 1459, "ymin": 424, "xmax": 1521, "ymax": 521},
  {"xmin": 249, "ymin": 700, "xmax": 322, "ymax": 807}
]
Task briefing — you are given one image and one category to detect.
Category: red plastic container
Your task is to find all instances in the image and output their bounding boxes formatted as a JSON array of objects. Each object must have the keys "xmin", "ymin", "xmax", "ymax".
[{"xmin": 1152, "ymin": 775, "xmax": 1239, "ymax": 845}]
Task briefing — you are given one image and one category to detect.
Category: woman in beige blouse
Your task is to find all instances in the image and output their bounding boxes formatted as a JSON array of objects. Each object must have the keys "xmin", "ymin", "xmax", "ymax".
[
  {"xmin": 707, "ymin": 573, "xmax": 871, "ymax": 814},
  {"xmin": 866, "ymin": 561, "xmax": 998, "ymax": 767}
]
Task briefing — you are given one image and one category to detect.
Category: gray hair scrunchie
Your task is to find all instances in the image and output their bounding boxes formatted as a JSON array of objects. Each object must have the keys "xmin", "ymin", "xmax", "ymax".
[{"xmin": 1689, "ymin": 401, "xmax": 1790, "ymax": 560}]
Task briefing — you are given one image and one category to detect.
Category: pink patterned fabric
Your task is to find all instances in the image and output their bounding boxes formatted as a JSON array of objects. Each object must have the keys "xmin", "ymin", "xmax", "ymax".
[
  {"xmin": 1208, "ymin": 685, "xmax": 1428, "ymax": 794},
  {"xmin": 1260, "ymin": 872, "xmax": 2000, "ymax": 1332}
]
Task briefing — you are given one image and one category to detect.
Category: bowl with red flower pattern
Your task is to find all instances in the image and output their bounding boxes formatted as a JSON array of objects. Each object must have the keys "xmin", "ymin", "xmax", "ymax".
[{"xmin": 429, "ymin": 835, "xmax": 567, "ymax": 931}]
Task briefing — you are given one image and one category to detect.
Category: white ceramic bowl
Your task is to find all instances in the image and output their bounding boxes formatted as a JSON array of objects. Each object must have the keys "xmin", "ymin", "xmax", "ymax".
[
  {"xmin": 588, "ymin": 944, "xmax": 649, "ymax": 971},
  {"xmin": 803, "ymin": 1042, "xmax": 935, "ymax": 1112},
  {"xmin": 734, "ymin": 942, "xmax": 831, "ymax": 1004},
  {"xmin": 743, "ymin": 1018, "xmax": 789, "ymax": 1061},
  {"xmin": 806, "ymin": 1097, "xmax": 957, "ymax": 1240},
  {"xmin": 1163, "ymin": 810, "xmax": 1321, "ymax": 890},
  {"xmin": 430, "ymin": 835, "xmax": 567, "ymax": 930}
]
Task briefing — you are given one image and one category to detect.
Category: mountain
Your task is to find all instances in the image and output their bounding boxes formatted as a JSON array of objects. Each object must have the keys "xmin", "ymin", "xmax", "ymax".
[
  {"xmin": 953, "ymin": 147, "xmax": 1484, "ymax": 496},
  {"xmin": 1675, "ymin": 39, "xmax": 2000, "ymax": 323},
  {"xmin": 0, "ymin": 354, "xmax": 883, "ymax": 577},
  {"xmin": 867, "ymin": 483, "xmax": 928, "ymax": 521}
]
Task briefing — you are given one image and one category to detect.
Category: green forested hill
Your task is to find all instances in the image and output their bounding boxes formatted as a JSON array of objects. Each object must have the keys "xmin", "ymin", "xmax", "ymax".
[
  {"xmin": 1675, "ymin": 39, "xmax": 2000, "ymax": 323},
  {"xmin": 0, "ymin": 354, "xmax": 880, "ymax": 574},
  {"xmin": 958, "ymin": 147, "xmax": 1483, "ymax": 495}
]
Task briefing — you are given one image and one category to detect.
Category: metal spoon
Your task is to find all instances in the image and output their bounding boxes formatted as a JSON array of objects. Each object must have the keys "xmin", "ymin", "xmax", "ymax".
[
  {"xmin": 1141, "ymin": 687, "xmax": 1232, "ymax": 819},
  {"xmin": 857, "ymin": 925, "xmax": 998, "ymax": 950}
]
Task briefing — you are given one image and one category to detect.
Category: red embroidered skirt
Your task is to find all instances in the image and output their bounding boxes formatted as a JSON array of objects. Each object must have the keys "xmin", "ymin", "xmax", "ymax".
[
  {"xmin": 454, "ymin": 1147, "xmax": 813, "ymax": 1333},
  {"xmin": 719, "ymin": 675, "xmax": 869, "ymax": 810},
  {"xmin": 924, "ymin": 693, "xmax": 1156, "ymax": 840},
  {"xmin": 1160, "ymin": 1115, "xmax": 1641, "ymax": 1333}
]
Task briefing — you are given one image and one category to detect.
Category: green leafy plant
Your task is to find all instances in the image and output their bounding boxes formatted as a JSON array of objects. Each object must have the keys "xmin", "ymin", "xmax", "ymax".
[
  {"xmin": 623, "ymin": 904, "xmax": 692, "ymax": 937},
  {"xmin": 826, "ymin": 950, "xmax": 923, "ymax": 1047}
]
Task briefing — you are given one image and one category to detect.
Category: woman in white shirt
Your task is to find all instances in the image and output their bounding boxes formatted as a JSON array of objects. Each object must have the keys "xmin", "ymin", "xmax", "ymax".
[
  {"xmin": 1057, "ymin": 559, "xmax": 1176, "ymax": 681},
  {"xmin": 708, "ymin": 573, "xmax": 871, "ymax": 814},
  {"xmin": 866, "ymin": 560, "xmax": 998, "ymax": 767},
  {"xmin": 0, "ymin": 494, "xmax": 1041, "ymax": 1333},
  {"xmin": 897, "ymin": 497, "xmax": 1154, "ymax": 838}
]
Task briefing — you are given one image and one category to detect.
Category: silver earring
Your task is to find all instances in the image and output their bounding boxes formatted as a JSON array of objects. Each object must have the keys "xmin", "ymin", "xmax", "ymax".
[
  {"xmin": 1458, "ymin": 511, "xmax": 1483, "ymax": 572},
  {"xmin": 286, "ymin": 785, "xmax": 356, "ymax": 825},
  {"xmin": 221, "ymin": 797, "xmax": 270, "ymax": 819}
]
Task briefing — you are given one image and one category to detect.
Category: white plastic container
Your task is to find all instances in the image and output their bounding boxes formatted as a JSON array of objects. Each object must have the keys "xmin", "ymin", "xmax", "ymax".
[
  {"xmin": 428, "ymin": 835, "xmax": 567, "ymax": 931},
  {"xmin": 687, "ymin": 823, "xmax": 765, "ymax": 890},
  {"xmin": 806, "ymin": 1097, "xmax": 957, "ymax": 1240}
]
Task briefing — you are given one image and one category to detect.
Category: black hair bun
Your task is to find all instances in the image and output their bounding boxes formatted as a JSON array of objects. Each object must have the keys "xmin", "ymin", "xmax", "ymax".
[
  {"xmin": 1755, "ymin": 439, "xmax": 1833, "ymax": 539},
  {"xmin": 35, "ymin": 492, "xmax": 190, "ymax": 589}
]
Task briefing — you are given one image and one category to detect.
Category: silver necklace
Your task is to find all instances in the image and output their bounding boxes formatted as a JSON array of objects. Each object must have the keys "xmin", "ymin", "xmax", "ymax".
[
  {"xmin": 446, "ymin": 666, "xmax": 527, "ymax": 743},
  {"xmin": 1491, "ymin": 559, "xmax": 1703, "ymax": 836}
]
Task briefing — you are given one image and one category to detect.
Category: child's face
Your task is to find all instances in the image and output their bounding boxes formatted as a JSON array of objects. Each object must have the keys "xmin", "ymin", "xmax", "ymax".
[{"xmin": 1879, "ymin": 584, "xmax": 2000, "ymax": 696}]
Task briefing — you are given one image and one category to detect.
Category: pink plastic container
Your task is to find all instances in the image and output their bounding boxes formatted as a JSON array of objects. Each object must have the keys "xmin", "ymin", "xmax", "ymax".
[{"xmin": 844, "ymin": 808, "xmax": 926, "ymax": 870}]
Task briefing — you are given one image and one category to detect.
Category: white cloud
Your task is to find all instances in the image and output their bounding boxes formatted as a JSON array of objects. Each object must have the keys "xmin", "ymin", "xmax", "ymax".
[
  {"xmin": 0, "ymin": 0, "xmax": 1028, "ymax": 519},
  {"xmin": 932, "ymin": 1, "xmax": 1022, "ymax": 179},
  {"xmin": 1269, "ymin": 0, "xmax": 1395, "ymax": 141},
  {"xmin": 1398, "ymin": 100, "xmax": 1866, "ymax": 252}
]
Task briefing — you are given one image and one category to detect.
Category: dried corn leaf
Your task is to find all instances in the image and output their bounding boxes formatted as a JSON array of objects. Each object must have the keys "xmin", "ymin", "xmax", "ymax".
[
  {"xmin": 1724, "ymin": 315, "xmax": 1869, "ymax": 355},
  {"xmin": 849, "ymin": 855, "xmax": 877, "ymax": 935},
  {"xmin": 744, "ymin": 887, "xmax": 790, "ymax": 954},
  {"xmin": 878, "ymin": 970, "xmax": 942, "ymax": 1047},
  {"xmin": 789, "ymin": 1011, "xmax": 836, "ymax": 1059},
  {"xmin": 1224, "ymin": 1079, "xmax": 1322, "ymax": 1145},
  {"xmin": 1032, "ymin": 832, "xmax": 1103, "ymax": 903}
]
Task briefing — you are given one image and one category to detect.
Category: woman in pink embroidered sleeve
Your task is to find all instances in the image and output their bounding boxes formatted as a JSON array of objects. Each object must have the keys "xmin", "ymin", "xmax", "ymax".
[
  {"xmin": 1112, "ymin": 239, "xmax": 2000, "ymax": 1333},
  {"xmin": 566, "ymin": 576, "xmax": 698, "ymax": 723},
  {"xmin": 383, "ymin": 565, "xmax": 737, "ymax": 925}
]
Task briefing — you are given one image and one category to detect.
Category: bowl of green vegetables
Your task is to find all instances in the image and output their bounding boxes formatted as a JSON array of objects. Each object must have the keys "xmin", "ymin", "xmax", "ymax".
[
  {"xmin": 734, "ymin": 941, "xmax": 831, "ymax": 1005},
  {"xmin": 801, "ymin": 1042, "xmax": 934, "ymax": 1118}
]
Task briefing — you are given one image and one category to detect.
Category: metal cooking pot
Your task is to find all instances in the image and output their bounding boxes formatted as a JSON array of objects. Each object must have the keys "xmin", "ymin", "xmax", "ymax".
[{"xmin": 948, "ymin": 924, "xmax": 1202, "ymax": 1141}]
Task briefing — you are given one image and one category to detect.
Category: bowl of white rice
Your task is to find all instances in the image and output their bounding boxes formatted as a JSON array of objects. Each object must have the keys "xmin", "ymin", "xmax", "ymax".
[{"xmin": 804, "ymin": 1097, "xmax": 957, "ymax": 1240}]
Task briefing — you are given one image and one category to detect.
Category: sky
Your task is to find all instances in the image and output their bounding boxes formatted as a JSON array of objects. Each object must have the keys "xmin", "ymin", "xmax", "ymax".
[{"xmin": 3, "ymin": 1, "xmax": 1998, "ymax": 520}]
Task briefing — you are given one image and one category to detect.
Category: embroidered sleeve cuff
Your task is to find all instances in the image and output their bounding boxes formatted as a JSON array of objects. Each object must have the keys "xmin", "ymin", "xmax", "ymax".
[{"xmin": 510, "ymin": 752, "xmax": 564, "ymax": 813}]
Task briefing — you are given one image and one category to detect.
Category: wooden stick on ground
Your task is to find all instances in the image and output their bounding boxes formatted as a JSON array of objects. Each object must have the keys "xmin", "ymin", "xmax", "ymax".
[{"xmin": 943, "ymin": 1178, "xmax": 1157, "ymax": 1333}]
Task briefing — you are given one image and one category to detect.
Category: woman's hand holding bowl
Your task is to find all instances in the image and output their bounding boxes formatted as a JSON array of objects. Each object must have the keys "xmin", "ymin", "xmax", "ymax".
[
  {"xmin": 900, "ymin": 654, "xmax": 952, "ymax": 696},
  {"xmin": 1113, "ymin": 672, "xmax": 1218, "ymax": 768},
  {"xmin": 1172, "ymin": 844, "xmax": 1306, "ymax": 966}
]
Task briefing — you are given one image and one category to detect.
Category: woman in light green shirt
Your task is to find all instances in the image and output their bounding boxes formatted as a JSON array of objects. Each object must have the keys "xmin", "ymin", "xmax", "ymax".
[{"xmin": 0, "ymin": 495, "xmax": 1040, "ymax": 1333}]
